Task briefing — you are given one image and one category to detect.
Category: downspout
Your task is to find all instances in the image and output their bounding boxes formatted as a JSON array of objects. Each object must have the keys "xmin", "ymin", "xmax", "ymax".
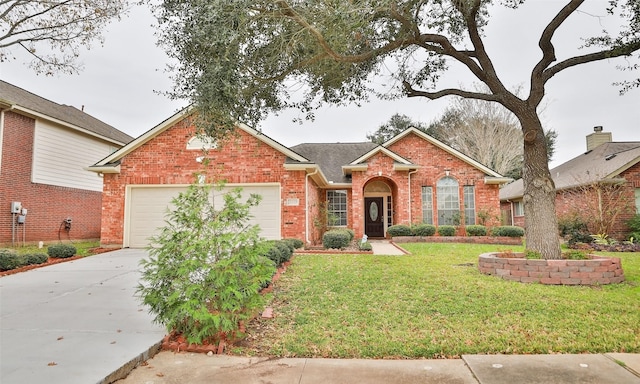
[
  {"xmin": 305, "ymin": 168, "xmax": 319, "ymax": 245},
  {"xmin": 408, "ymin": 169, "xmax": 418, "ymax": 224}
]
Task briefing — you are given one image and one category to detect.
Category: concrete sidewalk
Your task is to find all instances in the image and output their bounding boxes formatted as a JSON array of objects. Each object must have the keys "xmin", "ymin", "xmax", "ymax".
[
  {"xmin": 369, "ymin": 240, "xmax": 407, "ymax": 255},
  {"xmin": 114, "ymin": 352, "xmax": 640, "ymax": 384},
  {"xmin": 0, "ymin": 248, "xmax": 165, "ymax": 384}
]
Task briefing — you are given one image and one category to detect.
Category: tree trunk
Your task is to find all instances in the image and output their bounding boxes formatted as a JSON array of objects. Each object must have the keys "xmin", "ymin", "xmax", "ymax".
[{"xmin": 520, "ymin": 113, "xmax": 562, "ymax": 259}]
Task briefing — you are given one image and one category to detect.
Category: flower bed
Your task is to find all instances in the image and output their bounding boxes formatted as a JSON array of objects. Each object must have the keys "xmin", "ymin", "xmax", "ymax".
[
  {"xmin": 478, "ymin": 252, "xmax": 625, "ymax": 285},
  {"xmin": 393, "ymin": 236, "xmax": 522, "ymax": 246}
]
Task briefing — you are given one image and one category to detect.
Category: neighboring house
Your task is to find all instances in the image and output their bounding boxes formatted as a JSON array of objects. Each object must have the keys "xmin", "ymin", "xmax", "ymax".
[
  {"xmin": 88, "ymin": 108, "xmax": 510, "ymax": 248},
  {"xmin": 0, "ymin": 81, "xmax": 133, "ymax": 245},
  {"xmin": 500, "ymin": 127, "xmax": 640, "ymax": 239}
]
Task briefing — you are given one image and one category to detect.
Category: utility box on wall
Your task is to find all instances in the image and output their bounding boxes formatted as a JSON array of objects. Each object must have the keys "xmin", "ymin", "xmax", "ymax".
[{"xmin": 11, "ymin": 202, "xmax": 22, "ymax": 214}]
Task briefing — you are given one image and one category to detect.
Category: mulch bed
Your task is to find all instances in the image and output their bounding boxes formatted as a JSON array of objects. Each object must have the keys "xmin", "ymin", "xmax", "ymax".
[{"xmin": 0, "ymin": 247, "xmax": 115, "ymax": 277}]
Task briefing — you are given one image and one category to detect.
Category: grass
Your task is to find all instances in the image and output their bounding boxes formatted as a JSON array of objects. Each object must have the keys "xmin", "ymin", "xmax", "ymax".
[
  {"xmin": 7, "ymin": 240, "xmax": 100, "ymax": 256},
  {"xmin": 239, "ymin": 243, "xmax": 640, "ymax": 358}
]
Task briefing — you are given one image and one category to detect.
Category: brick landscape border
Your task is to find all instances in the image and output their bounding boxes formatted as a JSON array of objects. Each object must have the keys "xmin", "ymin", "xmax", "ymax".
[{"xmin": 478, "ymin": 252, "xmax": 625, "ymax": 285}]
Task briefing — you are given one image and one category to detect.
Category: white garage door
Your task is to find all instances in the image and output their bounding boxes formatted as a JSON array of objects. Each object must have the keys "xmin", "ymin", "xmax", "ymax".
[{"xmin": 126, "ymin": 184, "xmax": 281, "ymax": 248}]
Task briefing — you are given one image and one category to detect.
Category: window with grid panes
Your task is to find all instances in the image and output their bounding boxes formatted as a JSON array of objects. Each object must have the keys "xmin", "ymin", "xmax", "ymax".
[
  {"xmin": 463, "ymin": 186, "xmax": 475, "ymax": 225},
  {"xmin": 437, "ymin": 177, "xmax": 460, "ymax": 225},
  {"xmin": 421, "ymin": 186, "xmax": 433, "ymax": 224},
  {"xmin": 327, "ymin": 190, "xmax": 348, "ymax": 226}
]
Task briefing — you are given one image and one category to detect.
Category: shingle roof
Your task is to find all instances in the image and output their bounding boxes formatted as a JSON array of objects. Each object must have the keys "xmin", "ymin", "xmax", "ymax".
[
  {"xmin": 500, "ymin": 141, "xmax": 640, "ymax": 200},
  {"xmin": 290, "ymin": 142, "xmax": 378, "ymax": 183},
  {"xmin": 0, "ymin": 80, "xmax": 133, "ymax": 145}
]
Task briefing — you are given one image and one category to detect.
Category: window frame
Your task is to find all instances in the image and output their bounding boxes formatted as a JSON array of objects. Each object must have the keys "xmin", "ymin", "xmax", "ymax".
[
  {"xmin": 437, "ymin": 177, "xmax": 460, "ymax": 225},
  {"xmin": 463, "ymin": 185, "xmax": 476, "ymax": 225},
  {"xmin": 513, "ymin": 201, "xmax": 524, "ymax": 217},
  {"xmin": 421, "ymin": 186, "xmax": 434, "ymax": 225},
  {"xmin": 326, "ymin": 190, "xmax": 348, "ymax": 227}
]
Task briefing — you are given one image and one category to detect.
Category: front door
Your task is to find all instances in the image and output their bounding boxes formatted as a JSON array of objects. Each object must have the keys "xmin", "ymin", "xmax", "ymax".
[{"xmin": 365, "ymin": 197, "xmax": 384, "ymax": 237}]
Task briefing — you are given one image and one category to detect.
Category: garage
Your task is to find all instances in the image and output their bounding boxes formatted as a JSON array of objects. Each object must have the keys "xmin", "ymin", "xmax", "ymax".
[{"xmin": 125, "ymin": 183, "xmax": 281, "ymax": 248}]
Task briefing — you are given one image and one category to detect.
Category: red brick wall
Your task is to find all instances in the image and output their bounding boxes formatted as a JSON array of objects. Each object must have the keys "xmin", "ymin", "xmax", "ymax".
[
  {"xmin": 388, "ymin": 133, "xmax": 502, "ymax": 226},
  {"xmin": 0, "ymin": 111, "xmax": 102, "ymax": 245},
  {"xmin": 348, "ymin": 132, "xmax": 502, "ymax": 239},
  {"xmin": 100, "ymin": 120, "xmax": 309, "ymax": 246}
]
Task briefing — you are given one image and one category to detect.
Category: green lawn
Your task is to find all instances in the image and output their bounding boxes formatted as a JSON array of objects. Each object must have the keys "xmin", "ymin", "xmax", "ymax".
[
  {"xmin": 237, "ymin": 243, "xmax": 639, "ymax": 358},
  {"xmin": 9, "ymin": 240, "xmax": 100, "ymax": 257}
]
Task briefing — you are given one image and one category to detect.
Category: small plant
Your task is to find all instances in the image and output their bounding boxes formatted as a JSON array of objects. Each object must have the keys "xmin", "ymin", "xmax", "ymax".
[
  {"xmin": 465, "ymin": 225, "xmax": 487, "ymax": 236},
  {"xmin": 627, "ymin": 215, "xmax": 640, "ymax": 242},
  {"xmin": 264, "ymin": 240, "xmax": 293, "ymax": 267},
  {"xmin": 412, "ymin": 223, "xmax": 436, "ymax": 236},
  {"xmin": 283, "ymin": 238, "xmax": 304, "ymax": 250},
  {"xmin": 387, "ymin": 225, "xmax": 412, "ymax": 237},
  {"xmin": 437, "ymin": 225, "xmax": 456, "ymax": 236},
  {"xmin": 592, "ymin": 233, "xmax": 615, "ymax": 245},
  {"xmin": 47, "ymin": 244, "xmax": 77, "ymax": 258},
  {"xmin": 0, "ymin": 249, "xmax": 24, "ymax": 271},
  {"xmin": 525, "ymin": 250, "xmax": 542, "ymax": 259},
  {"xmin": 322, "ymin": 229, "xmax": 351, "ymax": 249},
  {"xmin": 563, "ymin": 250, "xmax": 589, "ymax": 260},
  {"xmin": 358, "ymin": 241, "xmax": 373, "ymax": 251},
  {"xmin": 491, "ymin": 226, "xmax": 525, "ymax": 237},
  {"xmin": 558, "ymin": 215, "xmax": 593, "ymax": 245},
  {"xmin": 477, "ymin": 208, "xmax": 492, "ymax": 226}
]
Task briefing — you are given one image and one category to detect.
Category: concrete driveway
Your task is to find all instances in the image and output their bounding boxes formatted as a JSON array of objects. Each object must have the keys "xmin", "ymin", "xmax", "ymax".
[{"xmin": 0, "ymin": 248, "xmax": 165, "ymax": 384}]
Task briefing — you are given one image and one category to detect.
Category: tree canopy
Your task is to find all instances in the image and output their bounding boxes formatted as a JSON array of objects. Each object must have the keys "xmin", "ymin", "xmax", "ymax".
[
  {"xmin": 0, "ymin": 0, "xmax": 128, "ymax": 74},
  {"xmin": 152, "ymin": 0, "xmax": 640, "ymax": 259}
]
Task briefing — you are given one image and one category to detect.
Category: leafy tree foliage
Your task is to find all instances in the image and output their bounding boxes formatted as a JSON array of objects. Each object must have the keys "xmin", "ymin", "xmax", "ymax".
[
  {"xmin": 137, "ymin": 181, "xmax": 275, "ymax": 345},
  {"xmin": 152, "ymin": 0, "xmax": 640, "ymax": 259},
  {"xmin": 0, "ymin": 0, "xmax": 128, "ymax": 74},
  {"xmin": 366, "ymin": 113, "xmax": 444, "ymax": 144}
]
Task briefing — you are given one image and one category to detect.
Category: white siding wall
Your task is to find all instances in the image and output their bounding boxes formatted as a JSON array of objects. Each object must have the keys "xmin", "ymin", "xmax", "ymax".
[{"xmin": 32, "ymin": 120, "xmax": 115, "ymax": 191}]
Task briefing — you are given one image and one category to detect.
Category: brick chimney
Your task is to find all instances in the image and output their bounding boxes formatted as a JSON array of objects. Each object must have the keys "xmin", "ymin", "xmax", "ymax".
[{"xmin": 586, "ymin": 126, "xmax": 612, "ymax": 151}]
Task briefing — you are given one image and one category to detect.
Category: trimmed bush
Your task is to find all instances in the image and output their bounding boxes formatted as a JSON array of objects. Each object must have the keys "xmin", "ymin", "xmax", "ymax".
[
  {"xmin": 359, "ymin": 241, "xmax": 373, "ymax": 251},
  {"xmin": 412, "ymin": 224, "xmax": 436, "ymax": 237},
  {"xmin": 558, "ymin": 216, "xmax": 593, "ymax": 245},
  {"xmin": 491, "ymin": 226, "xmax": 525, "ymax": 237},
  {"xmin": 465, "ymin": 225, "xmax": 487, "ymax": 236},
  {"xmin": 47, "ymin": 244, "xmax": 77, "ymax": 258},
  {"xmin": 343, "ymin": 229, "xmax": 355, "ymax": 242},
  {"xmin": 437, "ymin": 225, "xmax": 456, "ymax": 236},
  {"xmin": 387, "ymin": 225, "xmax": 412, "ymax": 237},
  {"xmin": 284, "ymin": 238, "xmax": 304, "ymax": 250},
  {"xmin": 0, "ymin": 249, "xmax": 24, "ymax": 271},
  {"xmin": 264, "ymin": 240, "xmax": 294, "ymax": 267},
  {"xmin": 23, "ymin": 253, "xmax": 48, "ymax": 265},
  {"xmin": 323, "ymin": 229, "xmax": 351, "ymax": 249}
]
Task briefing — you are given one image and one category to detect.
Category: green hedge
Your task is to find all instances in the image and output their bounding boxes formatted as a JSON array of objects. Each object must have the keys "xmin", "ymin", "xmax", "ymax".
[
  {"xmin": 412, "ymin": 224, "xmax": 436, "ymax": 236},
  {"xmin": 437, "ymin": 225, "xmax": 456, "ymax": 236},
  {"xmin": 264, "ymin": 240, "xmax": 294, "ymax": 267},
  {"xmin": 491, "ymin": 226, "xmax": 525, "ymax": 237},
  {"xmin": 387, "ymin": 225, "xmax": 412, "ymax": 237},
  {"xmin": 323, "ymin": 229, "xmax": 352, "ymax": 249},
  {"xmin": 0, "ymin": 249, "xmax": 22, "ymax": 271},
  {"xmin": 47, "ymin": 244, "xmax": 77, "ymax": 258},
  {"xmin": 23, "ymin": 253, "xmax": 48, "ymax": 265},
  {"xmin": 283, "ymin": 238, "xmax": 304, "ymax": 250},
  {"xmin": 465, "ymin": 225, "xmax": 487, "ymax": 236}
]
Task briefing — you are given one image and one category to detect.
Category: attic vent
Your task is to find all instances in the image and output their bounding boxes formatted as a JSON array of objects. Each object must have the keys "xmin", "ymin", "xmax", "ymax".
[{"xmin": 605, "ymin": 154, "xmax": 617, "ymax": 161}]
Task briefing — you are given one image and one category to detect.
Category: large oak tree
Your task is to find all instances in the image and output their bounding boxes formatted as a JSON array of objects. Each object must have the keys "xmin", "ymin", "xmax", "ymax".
[{"xmin": 152, "ymin": 0, "xmax": 640, "ymax": 259}]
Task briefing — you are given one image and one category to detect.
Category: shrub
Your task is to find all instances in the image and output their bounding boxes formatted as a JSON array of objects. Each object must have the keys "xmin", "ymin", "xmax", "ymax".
[
  {"xmin": 465, "ymin": 225, "xmax": 487, "ymax": 236},
  {"xmin": 412, "ymin": 224, "xmax": 436, "ymax": 236},
  {"xmin": 264, "ymin": 240, "xmax": 293, "ymax": 267},
  {"xmin": 437, "ymin": 225, "xmax": 456, "ymax": 236},
  {"xmin": 47, "ymin": 244, "xmax": 77, "ymax": 258},
  {"xmin": 564, "ymin": 250, "xmax": 589, "ymax": 260},
  {"xmin": 558, "ymin": 216, "xmax": 593, "ymax": 245},
  {"xmin": 387, "ymin": 225, "xmax": 412, "ymax": 237},
  {"xmin": 23, "ymin": 253, "xmax": 48, "ymax": 265},
  {"xmin": 323, "ymin": 229, "xmax": 351, "ymax": 249},
  {"xmin": 283, "ymin": 238, "xmax": 304, "ymax": 250},
  {"xmin": 0, "ymin": 249, "xmax": 24, "ymax": 271},
  {"xmin": 358, "ymin": 241, "xmax": 373, "ymax": 251},
  {"xmin": 491, "ymin": 226, "xmax": 525, "ymax": 237},
  {"xmin": 525, "ymin": 250, "xmax": 542, "ymax": 259},
  {"xmin": 137, "ymin": 182, "xmax": 276, "ymax": 345},
  {"xmin": 627, "ymin": 215, "xmax": 640, "ymax": 243},
  {"xmin": 343, "ymin": 229, "xmax": 355, "ymax": 242}
]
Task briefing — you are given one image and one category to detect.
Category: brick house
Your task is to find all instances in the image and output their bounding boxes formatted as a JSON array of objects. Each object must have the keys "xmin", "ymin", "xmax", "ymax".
[
  {"xmin": 89, "ymin": 108, "xmax": 510, "ymax": 248},
  {"xmin": 0, "ymin": 81, "xmax": 133, "ymax": 245},
  {"xmin": 500, "ymin": 127, "xmax": 640, "ymax": 239}
]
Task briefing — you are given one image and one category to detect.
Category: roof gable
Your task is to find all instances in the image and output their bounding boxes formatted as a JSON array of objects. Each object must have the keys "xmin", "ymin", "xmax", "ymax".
[
  {"xmin": 500, "ymin": 141, "xmax": 640, "ymax": 200},
  {"xmin": 0, "ymin": 80, "xmax": 133, "ymax": 145},
  {"xmin": 91, "ymin": 107, "xmax": 310, "ymax": 170},
  {"xmin": 290, "ymin": 142, "xmax": 377, "ymax": 184},
  {"xmin": 383, "ymin": 127, "xmax": 503, "ymax": 177}
]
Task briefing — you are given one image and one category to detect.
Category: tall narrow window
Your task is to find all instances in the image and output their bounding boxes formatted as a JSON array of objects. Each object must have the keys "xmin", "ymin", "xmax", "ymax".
[
  {"xmin": 421, "ymin": 186, "xmax": 433, "ymax": 224},
  {"xmin": 464, "ymin": 185, "xmax": 475, "ymax": 225},
  {"xmin": 437, "ymin": 177, "xmax": 460, "ymax": 225},
  {"xmin": 387, "ymin": 195, "xmax": 393, "ymax": 228},
  {"xmin": 636, "ymin": 188, "xmax": 640, "ymax": 214},
  {"xmin": 327, "ymin": 190, "xmax": 348, "ymax": 226},
  {"xmin": 513, "ymin": 201, "xmax": 524, "ymax": 216}
]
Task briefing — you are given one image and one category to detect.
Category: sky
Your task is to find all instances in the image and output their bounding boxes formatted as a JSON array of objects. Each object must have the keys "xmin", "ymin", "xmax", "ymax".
[{"xmin": 0, "ymin": 1, "xmax": 638, "ymax": 169}]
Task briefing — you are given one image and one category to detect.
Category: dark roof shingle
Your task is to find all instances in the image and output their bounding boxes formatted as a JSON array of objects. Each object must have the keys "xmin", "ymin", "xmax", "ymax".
[
  {"xmin": 0, "ymin": 80, "xmax": 133, "ymax": 145},
  {"xmin": 291, "ymin": 142, "xmax": 378, "ymax": 183}
]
